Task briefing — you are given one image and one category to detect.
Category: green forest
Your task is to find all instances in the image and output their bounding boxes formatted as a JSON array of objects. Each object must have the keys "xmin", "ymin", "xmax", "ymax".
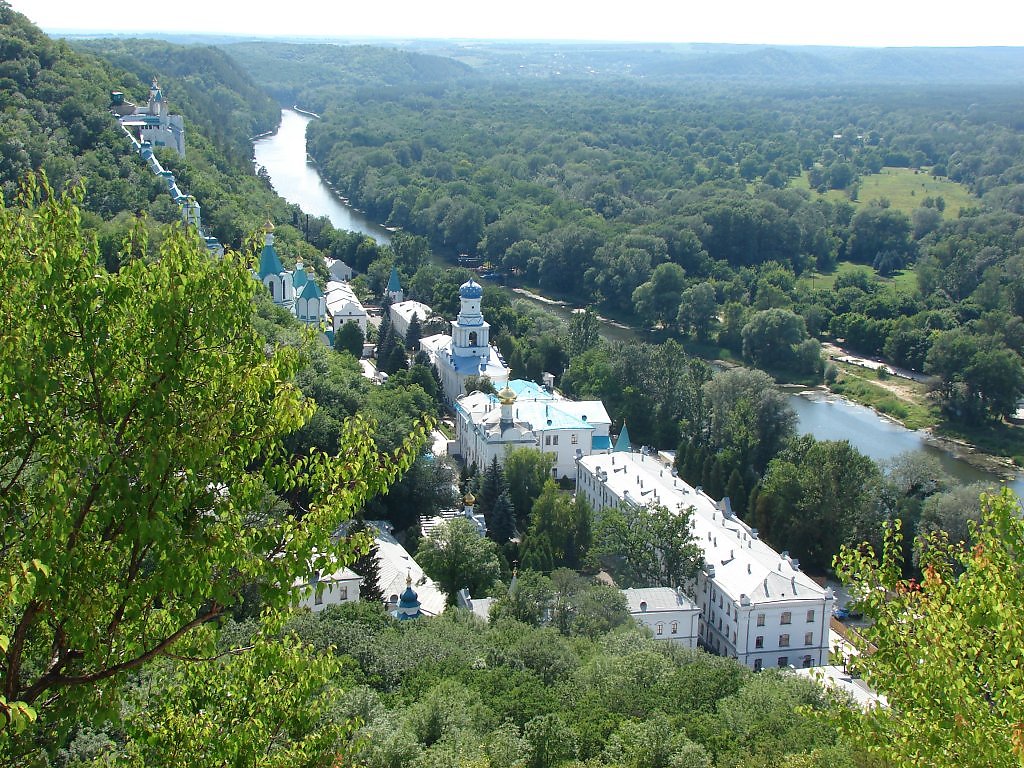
[
  {"xmin": 2, "ymin": 1, "xmax": 1024, "ymax": 764},
  {"xmin": 220, "ymin": 42, "xmax": 1024, "ymax": 448}
]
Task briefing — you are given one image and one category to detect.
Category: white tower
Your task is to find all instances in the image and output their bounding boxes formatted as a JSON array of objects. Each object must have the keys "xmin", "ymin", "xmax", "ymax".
[{"xmin": 451, "ymin": 278, "xmax": 489, "ymax": 360}]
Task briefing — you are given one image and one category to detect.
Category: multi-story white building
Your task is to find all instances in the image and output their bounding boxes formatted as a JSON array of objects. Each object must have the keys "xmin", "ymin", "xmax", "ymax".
[
  {"xmin": 325, "ymin": 281, "xmax": 368, "ymax": 334},
  {"xmin": 622, "ymin": 587, "xmax": 700, "ymax": 647},
  {"xmin": 454, "ymin": 378, "xmax": 612, "ymax": 480},
  {"xmin": 577, "ymin": 451, "xmax": 835, "ymax": 670},
  {"xmin": 293, "ymin": 565, "xmax": 362, "ymax": 613},
  {"xmin": 112, "ymin": 79, "xmax": 186, "ymax": 157}
]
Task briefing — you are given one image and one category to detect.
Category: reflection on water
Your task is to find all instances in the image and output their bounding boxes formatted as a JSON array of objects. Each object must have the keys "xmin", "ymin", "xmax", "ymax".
[{"xmin": 253, "ymin": 109, "xmax": 391, "ymax": 245}]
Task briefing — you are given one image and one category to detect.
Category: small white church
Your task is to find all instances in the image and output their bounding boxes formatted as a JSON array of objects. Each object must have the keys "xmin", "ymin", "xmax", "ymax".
[
  {"xmin": 256, "ymin": 221, "xmax": 327, "ymax": 325},
  {"xmin": 420, "ymin": 277, "xmax": 511, "ymax": 404}
]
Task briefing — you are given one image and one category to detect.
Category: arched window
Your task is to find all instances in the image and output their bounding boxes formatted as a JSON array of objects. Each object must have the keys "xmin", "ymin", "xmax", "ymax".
[
  {"xmin": 468, "ymin": 331, "xmax": 478, "ymax": 346},
  {"xmin": 268, "ymin": 280, "xmax": 275, "ymax": 299},
  {"xmin": 656, "ymin": 622, "xmax": 664, "ymax": 636},
  {"xmin": 671, "ymin": 621, "xmax": 678, "ymax": 634}
]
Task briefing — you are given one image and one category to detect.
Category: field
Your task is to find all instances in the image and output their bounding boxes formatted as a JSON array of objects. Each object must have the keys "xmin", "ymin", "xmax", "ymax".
[{"xmin": 791, "ymin": 166, "xmax": 975, "ymax": 218}]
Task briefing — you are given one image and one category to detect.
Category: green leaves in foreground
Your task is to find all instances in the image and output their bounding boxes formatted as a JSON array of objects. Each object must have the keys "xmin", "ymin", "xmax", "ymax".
[
  {"xmin": 0, "ymin": 174, "xmax": 427, "ymax": 743},
  {"xmin": 831, "ymin": 488, "xmax": 1024, "ymax": 767}
]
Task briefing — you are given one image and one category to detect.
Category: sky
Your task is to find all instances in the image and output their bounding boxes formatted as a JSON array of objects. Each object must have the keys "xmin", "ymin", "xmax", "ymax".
[{"xmin": 10, "ymin": 0, "xmax": 1024, "ymax": 47}]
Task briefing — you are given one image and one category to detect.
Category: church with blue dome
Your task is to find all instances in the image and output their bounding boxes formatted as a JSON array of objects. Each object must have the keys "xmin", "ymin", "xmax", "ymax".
[{"xmin": 420, "ymin": 277, "xmax": 511, "ymax": 403}]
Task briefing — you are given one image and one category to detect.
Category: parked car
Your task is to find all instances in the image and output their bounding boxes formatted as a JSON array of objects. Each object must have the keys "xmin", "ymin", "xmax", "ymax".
[{"xmin": 833, "ymin": 605, "xmax": 863, "ymax": 621}]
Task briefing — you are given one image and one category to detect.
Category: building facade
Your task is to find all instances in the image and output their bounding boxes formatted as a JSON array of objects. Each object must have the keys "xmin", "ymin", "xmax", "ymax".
[
  {"xmin": 622, "ymin": 587, "xmax": 700, "ymax": 647},
  {"xmin": 454, "ymin": 379, "xmax": 612, "ymax": 480},
  {"xmin": 577, "ymin": 451, "xmax": 835, "ymax": 670}
]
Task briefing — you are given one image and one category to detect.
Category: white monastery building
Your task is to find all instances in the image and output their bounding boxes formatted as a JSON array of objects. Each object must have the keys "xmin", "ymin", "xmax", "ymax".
[
  {"xmin": 622, "ymin": 587, "xmax": 700, "ymax": 647},
  {"xmin": 420, "ymin": 278, "xmax": 511, "ymax": 404},
  {"xmin": 455, "ymin": 378, "xmax": 612, "ymax": 480},
  {"xmin": 390, "ymin": 299, "xmax": 432, "ymax": 340},
  {"xmin": 326, "ymin": 280, "xmax": 369, "ymax": 334},
  {"xmin": 111, "ymin": 79, "xmax": 186, "ymax": 157},
  {"xmin": 577, "ymin": 451, "xmax": 835, "ymax": 671}
]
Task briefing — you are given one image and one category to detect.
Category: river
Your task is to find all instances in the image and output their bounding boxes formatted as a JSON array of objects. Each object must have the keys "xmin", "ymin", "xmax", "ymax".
[{"xmin": 254, "ymin": 108, "xmax": 1023, "ymax": 497}]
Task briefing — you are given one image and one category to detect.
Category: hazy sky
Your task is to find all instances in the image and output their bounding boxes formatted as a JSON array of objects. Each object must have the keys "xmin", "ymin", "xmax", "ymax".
[{"xmin": 11, "ymin": 0, "xmax": 1023, "ymax": 47}]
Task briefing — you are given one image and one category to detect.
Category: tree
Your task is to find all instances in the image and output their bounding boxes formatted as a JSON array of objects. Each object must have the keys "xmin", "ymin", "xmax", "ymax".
[
  {"xmin": 565, "ymin": 308, "xmax": 601, "ymax": 359},
  {"xmin": 334, "ymin": 319, "xmax": 365, "ymax": 357},
  {"xmin": 753, "ymin": 436, "xmax": 882, "ymax": 571},
  {"xmin": 489, "ymin": 569, "xmax": 555, "ymax": 626},
  {"xmin": 417, "ymin": 517, "xmax": 502, "ymax": 604},
  {"xmin": 502, "ymin": 447, "xmax": 556, "ymax": 527},
  {"xmin": 404, "ymin": 313, "xmax": 422, "ymax": 351},
  {"xmin": 0, "ymin": 180, "xmax": 425, "ymax": 741},
  {"xmin": 831, "ymin": 488, "xmax": 1024, "ymax": 767},
  {"xmin": 593, "ymin": 504, "xmax": 703, "ymax": 589},
  {"xmin": 477, "ymin": 456, "xmax": 507, "ymax": 519},
  {"xmin": 632, "ymin": 262, "xmax": 687, "ymax": 328},
  {"xmin": 520, "ymin": 481, "xmax": 594, "ymax": 571},
  {"xmin": 677, "ymin": 282, "xmax": 719, "ymax": 342},
  {"xmin": 113, "ymin": 635, "xmax": 357, "ymax": 766},
  {"xmin": 488, "ymin": 490, "xmax": 518, "ymax": 545},
  {"xmin": 741, "ymin": 308, "xmax": 808, "ymax": 369},
  {"xmin": 350, "ymin": 522, "xmax": 386, "ymax": 603}
]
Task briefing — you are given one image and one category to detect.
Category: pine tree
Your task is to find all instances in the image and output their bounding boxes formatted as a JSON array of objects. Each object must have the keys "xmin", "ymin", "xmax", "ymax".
[
  {"xmin": 488, "ymin": 489, "xmax": 517, "ymax": 544},
  {"xmin": 520, "ymin": 534, "xmax": 554, "ymax": 573},
  {"xmin": 405, "ymin": 313, "xmax": 422, "ymax": 351},
  {"xmin": 345, "ymin": 523, "xmax": 384, "ymax": 603},
  {"xmin": 334, "ymin": 320, "xmax": 364, "ymax": 358},
  {"xmin": 726, "ymin": 468, "xmax": 747, "ymax": 516},
  {"xmin": 478, "ymin": 456, "xmax": 506, "ymax": 518}
]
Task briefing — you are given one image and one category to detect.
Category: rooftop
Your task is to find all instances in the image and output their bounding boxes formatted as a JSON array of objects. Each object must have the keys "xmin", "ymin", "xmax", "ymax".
[{"xmin": 579, "ymin": 452, "xmax": 830, "ymax": 607}]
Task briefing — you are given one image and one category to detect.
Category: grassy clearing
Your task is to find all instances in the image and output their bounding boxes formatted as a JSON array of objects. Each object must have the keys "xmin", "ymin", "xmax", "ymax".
[
  {"xmin": 855, "ymin": 167, "xmax": 974, "ymax": 218},
  {"xmin": 790, "ymin": 166, "xmax": 975, "ymax": 219},
  {"xmin": 829, "ymin": 363, "xmax": 937, "ymax": 431}
]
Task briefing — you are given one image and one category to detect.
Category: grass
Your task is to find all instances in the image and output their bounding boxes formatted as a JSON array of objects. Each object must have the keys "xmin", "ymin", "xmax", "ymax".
[
  {"xmin": 828, "ymin": 364, "xmax": 937, "ymax": 431},
  {"xmin": 790, "ymin": 166, "xmax": 975, "ymax": 219},
  {"xmin": 854, "ymin": 167, "xmax": 974, "ymax": 218}
]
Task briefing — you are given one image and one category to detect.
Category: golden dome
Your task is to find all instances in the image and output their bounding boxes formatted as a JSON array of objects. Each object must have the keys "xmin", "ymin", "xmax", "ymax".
[
  {"xmin": 262, "ymin": 219, "xmax": 275, "ymax": 233},
  {"xmin": 497, "ymin": 386, "xmax": 517, "ymax": 405}
]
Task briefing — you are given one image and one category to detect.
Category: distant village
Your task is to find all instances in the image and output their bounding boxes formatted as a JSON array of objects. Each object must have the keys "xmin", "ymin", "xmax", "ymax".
[{"xmin": 111, "ymin": 79, "xmax": 878, "ymax": 706}]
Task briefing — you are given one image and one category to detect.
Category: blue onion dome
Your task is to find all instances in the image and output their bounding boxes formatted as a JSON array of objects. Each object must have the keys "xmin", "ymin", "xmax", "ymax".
[{"xmin": 459, "ymin": 277, "xmax": 483, "ymax": 299}]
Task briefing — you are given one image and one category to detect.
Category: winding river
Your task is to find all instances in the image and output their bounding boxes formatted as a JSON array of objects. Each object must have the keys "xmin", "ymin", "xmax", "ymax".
[{"xmin": 254, "ymin": 108, "xmax": 1023, "ymax": 497}]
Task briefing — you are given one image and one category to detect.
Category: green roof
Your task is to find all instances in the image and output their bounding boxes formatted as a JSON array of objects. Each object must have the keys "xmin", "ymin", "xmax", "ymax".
[
  {"xmin": 257, "ymin": 243, "xmax": 285, "ymax": 279},
  {"xmin": 613, "ymin": 423, "xmax": 632, "ymax": 453},
  {"xmin": 298, "ymin": 277, "xmax": 323, "ymax": 300}
]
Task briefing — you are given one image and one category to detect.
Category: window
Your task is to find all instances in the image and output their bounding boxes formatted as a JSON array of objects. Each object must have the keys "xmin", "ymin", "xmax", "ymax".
[
  {"xmin": 671, "ymin": 621, "xmax": 678, "ymax": 634},
  {"xmin": 753, "ymin": 659, "xmax": 763, "ymax": 672},
  {"xmin": 756, "ymin": 613, "xmax": 765, "ymax": 627},
  {"xmin": 781, "ymin": 611, "xmax": 792, "ymax": 625},
  {"xmin": 779, "ymin": 634, "xmax": 790, "ymax": 648},
  {"xmin": 545, "ymin": 435, "xmax": 551, "ymax": 446},
  {"xmin": 656, "ymin": 622, "xmax": 664, "ymax": 636},
  {"xmin": 755, "ymin": 635, "xmax": 764, "ymax": 649},
  {"xmin": 572, "ymin": 433, "xmax": 578, "ymax": 445},
  {"xmin": 339, "ymin": 585, "xmax": 348, "ymax": 600},
  {"xmin": 552, "ymin": 435, "xmax": 558, "ymax": 445},
  {"xmin": 314, "ymin": 590, "xmax": 323, "ymax": 606},
  {"xmin": 805, "ymin": 632, "xmax": 814, "ymax": 646},
  {"xmin": 807, "ymin": 609, "xmax": 815, "ymax": 622},
  {"xmin": 803, "ymin": 655, "xmax": 813, "ymax": 668},
  {"xmin": 778, "ymin": 656, "xmax": 789, "ymax": 668}
]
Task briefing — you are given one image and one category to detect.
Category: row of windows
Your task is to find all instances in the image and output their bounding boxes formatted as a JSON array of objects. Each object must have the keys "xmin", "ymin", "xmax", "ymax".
[
  {"xmin": 754, "ymin": 632, "xmax": 815, "ymax": 649},
  {"xmin": 756, "ymin": 609, "xmax": 816, "ymax": 626},
  {"xmin": 654, "ymin": 621, "xmax": 681, "ymax": 635},
  {"xmin": 753, "ymin": 655, "xmax": 813, "ymax": 671},
  {"xmin": 543, "ymin": 433, "xmax": 581, "ymax": 446}
]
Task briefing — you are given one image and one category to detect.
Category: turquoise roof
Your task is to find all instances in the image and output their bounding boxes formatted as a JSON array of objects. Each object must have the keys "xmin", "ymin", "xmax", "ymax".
[
  {"xmin": 298, "ymin": 276, "xmax": 323, "ymax": 300},
  {"xmin": 387, "ymin": 266, "xmax": 402, "ymax": 293},
  {"xmin": 516, "ymin": 401, "xmax": 593, "ymax": 432},
  {"xmin": 258, "ymin": 243, "xmax": 286, "ymax": 279},
  {"xmin": 396, "ymin": 582, "xmax": 422, "ymax": 620},
  {"xmin": 592, "ymin": 435, "xmax": 612, "ymax": 450},
  {"xmin": 613, "ymin": 423, "xmax": 632, "ymax": 453},
  {"xmin": 508, "ymin": 379, "xmax": 555, "ymax": 400},
  {"xmin": 292, "ymin": 268, "xmax": 308, "ymax": 291}
]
